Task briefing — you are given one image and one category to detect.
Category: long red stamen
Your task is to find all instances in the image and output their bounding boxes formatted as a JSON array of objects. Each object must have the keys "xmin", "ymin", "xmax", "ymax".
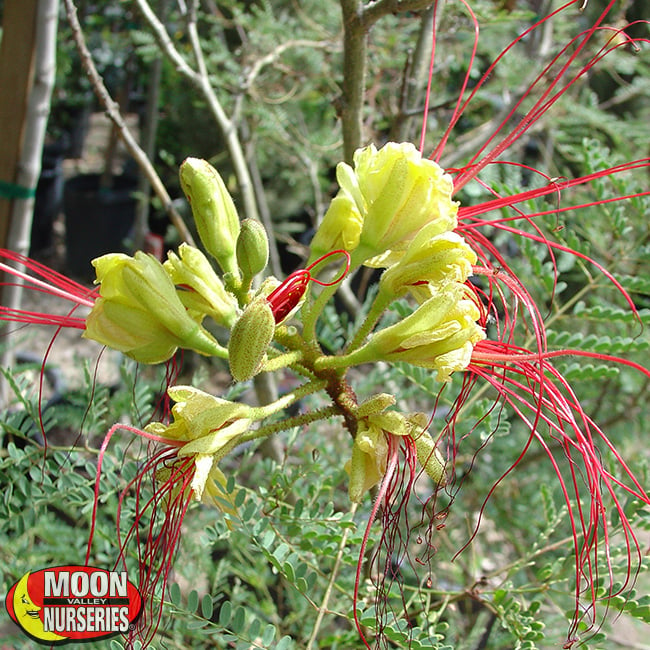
[{"xmin": 266, "ymin": 249, "xmax": 351, "ymax": 323}]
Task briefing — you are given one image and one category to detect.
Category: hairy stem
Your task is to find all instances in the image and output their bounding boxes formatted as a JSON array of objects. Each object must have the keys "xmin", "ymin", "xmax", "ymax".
[{"xmin": 242, "ymin": 405, "xmax": 341, "ymax": 443}]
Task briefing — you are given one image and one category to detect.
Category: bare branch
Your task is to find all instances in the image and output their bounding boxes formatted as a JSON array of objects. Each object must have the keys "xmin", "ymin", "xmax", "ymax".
[
  {"xmin": 133, "ymin": 0, "xmax": 263, "ymax": 228},
  {"xmin": 62, "ymin": 0, "xmax": 195, "ymax": 244},
  {"xmin": 245, "ymin": 39, "xmax": 338, "ymax": 91},
  {"xmin": 339, "ymin": 0, "xmax": 434, "ymax": 162},
  {"xmin": 363, "ymin": 0, "xmax": 434, "ymax": 26},
  {"xmin": 340, "ymin": 0, "xmax": 367, "ymax": 162},
  {"xmin": 389, "ymin": 3, "xmax": 436, "ymax": 143}
]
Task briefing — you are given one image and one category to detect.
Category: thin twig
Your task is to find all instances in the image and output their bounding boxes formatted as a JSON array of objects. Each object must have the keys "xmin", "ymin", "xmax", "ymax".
[
  {"xmin": 62, "ymin": 0, "xmax": 195, "ymax": 245},
  {"xmin": 363, "ymin": 0, "xmax": 434, "ymax": 26},
  {"xmin": 133, "ymin": 0, "xmax": 262, "ymax": 226},
  {"xmin": 306, "ymin": 503, "xmax": 358, "ymax": 649}
]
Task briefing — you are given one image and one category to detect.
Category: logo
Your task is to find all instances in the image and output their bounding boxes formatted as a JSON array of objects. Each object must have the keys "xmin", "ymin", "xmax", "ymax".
[{"xmin": 6, "ymin": 565, "xmax": 142, "ymax": 645}]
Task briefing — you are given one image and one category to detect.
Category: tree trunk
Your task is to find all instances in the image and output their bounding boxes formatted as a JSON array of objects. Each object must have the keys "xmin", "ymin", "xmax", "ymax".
[{"xmin": 0, "ymin": 0, "xmax": 59, "ymax": 405}]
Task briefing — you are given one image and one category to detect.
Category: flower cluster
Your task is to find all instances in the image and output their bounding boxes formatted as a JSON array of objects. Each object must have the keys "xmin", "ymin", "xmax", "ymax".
[{"xmin": 1, "ymin": 2, "xmax": 649, "ymax": 648}]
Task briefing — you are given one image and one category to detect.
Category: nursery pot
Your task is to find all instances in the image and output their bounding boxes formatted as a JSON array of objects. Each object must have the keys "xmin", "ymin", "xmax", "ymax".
[
  {"xmin": 63, "ymin": 173, "xmax": 137, "ymax": 279},
  {"xmin": 30, "ymin": 145, "xmax": 65, "ymax": 256}
]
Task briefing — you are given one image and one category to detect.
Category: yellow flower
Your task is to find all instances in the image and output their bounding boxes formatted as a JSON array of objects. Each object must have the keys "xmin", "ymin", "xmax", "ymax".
[
  {"xmin": 379, "ymin": 220, "xmax": 477, "ymax": 297},
  {"xmin": 309, "ymin": 143, "xmax": 458, "ymax": 267},
  {"xmin": 146, "ymin": 386, "xmax": 252, "ymax": 500},
  {"xmin": 164, "ymin": 243, "xmax": 239, "ymax": 328},
  {"xmin": 346, "ymin": 411, "xmax": 409, "ymax": 502},
  {"xmin": 84, "ymin": 252, "xmax": 227, "ymax": 363},
  {"xmin": 345, "ymin": 409, "xmax": 447, "ymax": 501},
  {"xmin": 347, "ymin": 283, "xmax": 485, "ymax": 382}
]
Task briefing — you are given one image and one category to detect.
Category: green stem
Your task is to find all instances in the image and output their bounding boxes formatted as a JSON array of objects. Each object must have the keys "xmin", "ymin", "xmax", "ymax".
[
  {"xmin": 301, "ymin": 247, "xmax": 370, "ymax": 345},
  {"xmin": 345, "ymin": 288, "xmax": 391, "ymax": 353},
  {"xmin": 313, "ymin": 346, "xmax": 374, "ymax": 372},
  {"xmin": 302, "ymin": 283, "xmax": 341, "ymax": 347},
  {"xmin": 241, "ymin": 405, "xmax": 340, "ymax": 443},
  {"xmin": 262, "ymin": 350, "xmax": 304, "ymax": 372},
  {"xmin": 249, "ymin": 379, "xmax": 327, "ymax": 421}
]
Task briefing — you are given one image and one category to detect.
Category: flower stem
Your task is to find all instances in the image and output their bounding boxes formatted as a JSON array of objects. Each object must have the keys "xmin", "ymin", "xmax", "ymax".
[
  {"xmin": 249, "ymin": 379, "xmax": 327, "ymax": 421},
  {"xmin": 262, "ymin": 350, "xmax": 304, "ymax": 372},
  {"xmin": 314, "ymin": 346, "xmax": 373, "ymax": 372},
  {"xmin": 345, "ymin": 289, "xmax": 392, "ymax": 353},
  {"xmin": 242, "ymin": 405, "xmax": 340, "ymax": 443}
]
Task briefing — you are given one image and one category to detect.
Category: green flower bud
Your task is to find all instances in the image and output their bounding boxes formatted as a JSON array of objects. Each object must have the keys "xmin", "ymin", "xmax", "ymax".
[
  {"xmin": 228, "ymin": 298, "xmax": 276, "ymax": 382},
  {"xmin": 180, "ymin": 157, "xmax": 241, "ymax": 278},
  {"xmin": 164, "ymin": 243, "xmax": 239, "ymax": 328},
  {"xmin": 84, "ymin": 252, "xmax": 227, "ymax": 363},
  {"xmin": 236, "ymin": 218, "xmax": 269, "ymax": 283},
  {"xmin": 412, "ymin": 429, "xmax": 446, "ymax": 485}
]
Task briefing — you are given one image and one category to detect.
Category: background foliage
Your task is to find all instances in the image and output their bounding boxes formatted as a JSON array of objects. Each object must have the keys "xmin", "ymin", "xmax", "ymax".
[{"xmin": 1, "ymin": 0, "xmax": 649, "ymax": 648}]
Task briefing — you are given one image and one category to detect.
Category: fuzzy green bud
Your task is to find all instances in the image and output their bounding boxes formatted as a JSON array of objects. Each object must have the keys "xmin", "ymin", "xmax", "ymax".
[
  {"xmin": 228, "ymin": 298, "xmax": 275, "ymax": 382},
  {"xmin": 412, "ymin": 429, "xmax": 446, "ymax": 485},
  {"xmin": 180, "ymin": 157, "xmax": 241, "ymax": 278},
  {"xmin": 236, "ymin": 219, "xmax": 269, "ymax": 283}
]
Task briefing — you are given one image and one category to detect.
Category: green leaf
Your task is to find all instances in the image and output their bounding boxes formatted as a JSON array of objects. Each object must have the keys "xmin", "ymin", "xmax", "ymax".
[
  {"xmin": 232, "ymin": 605, "xmax": 246, "ymax": 633},
  {"xmin": 169, "ymin": 582, "xmax": 182, "ymax": 607},
  {"xmin": 262, "ymin": 623, "xmax": 276, "ymax": 645},
  {"xmin": 219, "ymin": 600, "xmax": 232, "ymax": 627},
  {"xmin": 276, "ymin": 636, "xmax": 294, "ymax": 650},
  {"xmin": 201, "ymin": 593, "xmax": 214, "ymax": 619},
  {"xmin": 187, "ymin": 589, "xmax": 199, "ymax": 613}
]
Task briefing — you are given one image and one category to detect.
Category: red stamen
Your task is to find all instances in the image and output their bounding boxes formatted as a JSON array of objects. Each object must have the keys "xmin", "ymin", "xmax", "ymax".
[{"xmin": 266, "ymin": 249, "xmax": 351, "ymax": 323}]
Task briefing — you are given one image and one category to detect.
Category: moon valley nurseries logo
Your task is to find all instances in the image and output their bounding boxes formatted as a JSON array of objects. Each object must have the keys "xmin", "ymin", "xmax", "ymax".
[{"xmin": 5, "ymin": 565, "xmax": 142, "ymax": 645}]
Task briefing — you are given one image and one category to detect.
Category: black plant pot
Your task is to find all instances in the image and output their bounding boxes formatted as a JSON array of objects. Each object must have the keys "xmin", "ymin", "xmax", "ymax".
[
  {"xmin": 30, "ymin": 145, "xmax": 66, "ymax": 256},
  {"xmin": 63, "ymin": 173, "xmax": 137, "ymax": 279}
]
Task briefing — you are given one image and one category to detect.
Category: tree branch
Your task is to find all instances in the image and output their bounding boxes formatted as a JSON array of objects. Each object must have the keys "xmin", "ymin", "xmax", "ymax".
[
  {"xmin": 340, "ymin": 0, "xmax": 367, "ymax": 163},
  {"xmin": 363, "ymin": 0, "xmax": 434, "ymax": 27},
  {"xmin": 62, "ymin": 0, "xmax": 195, "ymax": 245},
  {"xmin": 133, "ymin": 0, "xmax": 261, "ymax": 227},
  {"xmin": 339, "ymin": 0, "xmax": 434, "ymax": 162}
]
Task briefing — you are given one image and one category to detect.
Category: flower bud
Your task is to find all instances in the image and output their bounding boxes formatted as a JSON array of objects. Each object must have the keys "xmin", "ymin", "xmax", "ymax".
[
  {"xmin": 412, "ymin": 429, "xmax": 446, "ymax": 485},
  {"xmin": 84, "ymin": 252, "xmax": 227, "ymax": 363},
  {"xmin": 228, "ymin": 298, "xmax": 275, "ymax": 382},
  {"xmin": 179, "ymin": 158, "xmax": 241, "ymax": 278},
  {"xmin": 164, "ymin": 243, "xmax": 239, "ymax": 328},
  {"xmin": 236, "ymin": 219, "xmax": 269, "ymax": 282}
]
